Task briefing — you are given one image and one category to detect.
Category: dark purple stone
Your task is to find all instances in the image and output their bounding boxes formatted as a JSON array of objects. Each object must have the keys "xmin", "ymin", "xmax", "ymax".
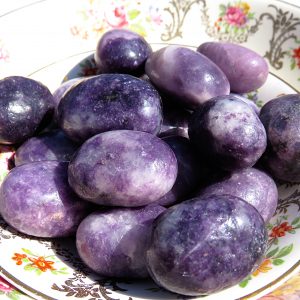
[
  {"xmin": 260, "ymin": 94, "xmax": 300, "ymax": 182},
  {"xmin": 146, "ymin": 194, "xmax": 268, "ymax": 296},
  {"xmin": 95, "ymin": 29, "xmax": 152, "ymax": 75},
  {"xmin": 58, "ymin": 74, "xmax": 162, "ymax": 142},
  {"xmin": 0, "ymin": 76, "xmax": 54, "ymax": 144}
]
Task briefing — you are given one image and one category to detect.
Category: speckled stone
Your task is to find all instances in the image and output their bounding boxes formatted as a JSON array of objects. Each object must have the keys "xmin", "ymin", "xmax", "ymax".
[
  {"xmin": 68, "ymin": 130, "xmax": 178, "ymax": 207},
  {"xmin": 155, "ymin": 136, "xmax": 201, "ymax": 206},
  {"xmin": 0, "ymin": 161, "xmax": 90, "ymax": 237},
  {"xmin": 0, "ymin": 76, "xmax": 54, "ymax": 144},
  {"xmin": 197, "ymin": 42, "xmax": 269, "ymax": 93},
  {"xmin": 189, "ymin": 96, "xmax": 267, "ymax": 170},
  {"xmin": 145, "ymin": 46, "xmax": 230, "ymax": 109},
  {"xmin": 76, "ymin": 205, "xmax": 166, "ymax": 278},
  {"xmin": 15, "ymin": 130, "xmax": 79, "ymax": 166},
  {"xmin": 146, "ymin": 194, "xmax": 268, "ymax": 296},
  {"xmin": 58, "ymin": 74, "xmax": 162, "ymax": 142},
  {"xmin": 95, "ymin": 29, "xmax": 152, "ymax": 75},
  {"xmin": 198, "ymin": 167, "xmax": 278, "ymax": 222},
  {"xmin": 260, "ymin": 94, "xmax": 300, "ymax": 182}
]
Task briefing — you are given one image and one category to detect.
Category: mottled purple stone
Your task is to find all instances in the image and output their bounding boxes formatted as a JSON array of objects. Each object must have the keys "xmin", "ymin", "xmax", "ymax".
[
  {"xmin": 197, "ymin": 42, "xmax": 269, "ymax": 93},
  {"xmin": 58, "ymin": 74, "xmax": 162, "ymax": 142},
  {"xmin": 145, "ymin": 46, "xmax": 230, "ymax": 109},
  {"xmin": 155, "ymin": 136, "xmax": 201, "ymax": 206},
  {"xmin": 0, "ymin": 76, "xmax": 54, "ymax": 144},
  {"xmin": 260, "ymin": 94, "xmax": 300, "ymax": 182},
  {"xmin": 146, "ymin": 194, "xmax": 268, "ymax": 296},
  {"xmin": 53, "ymin": 78, "xmax": 83, "ymax": 109},
  {"xmin": 189, "ymin": 96, "xmax": 267, "ymax": 171},
  {"xmin": 0, "ymin": 161, "xmax": 90, "ymax": 237},
  {"xmin": 68, "ymin": 130, "xmax": 178, "ymax": 207},
  {"xmin": 76, "ymin": 205, "xmax": 166, "ymax": 278},
  {"xmin": 95, "ymin": 29, "xmax": 152, "ymax": 75},
  {"xmin": 14, "ymin": 131, "xmax": 79, "ymax": 166},
  {"xmin": 198, "ymin": 168, "xmax": 278, "ymax": 222},
  {"xmin": 229, "ymin": 93, "xmax": 260, "ymax": 115}
]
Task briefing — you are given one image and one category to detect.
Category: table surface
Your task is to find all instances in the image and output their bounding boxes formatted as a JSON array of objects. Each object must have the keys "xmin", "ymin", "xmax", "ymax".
[{"xmin": 0, "ymin": 0, "xmax": 300, "ymax": 299}]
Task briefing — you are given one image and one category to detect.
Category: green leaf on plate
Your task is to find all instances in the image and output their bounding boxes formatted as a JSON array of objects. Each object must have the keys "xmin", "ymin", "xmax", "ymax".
[
  {"xmin": 128, "ymin": 9, "xmax": 141, "ymax": 20},
  {"xmin": 239, "ymin": 276, "xmax": 251, "ymax": 288},
  {"xmin": 35, "ymin": 268, "xmax": 42, "ymax": 276},
  {"xmin": 274, "ymin": 237, "xmax": 279, "ymax": 245},
  {"xmin": 266, "ymin": 247, "xmax": 279, "ymax": 258},
  {"xmin": 293, "ymin": 224, "xmax": 300, "ymax": 229},
  {"xmin": 292, "ymin": 216, "xmax": 300, "ymax": 225},
  {"xmin": 291, "ymin": 59, "xmax": 296, "ymax": 70},
  {"xmin": 289, "ymin": 229, "xmax": 296, "ymax": 234},
  {"xmin": 272, "ymin": 258, "xmax": 284, "ymax": 266},
  {"xmin": 128, "ymin": 23, "xmax": 146, "ymax": 36},
  {"xmin": 275, "ymin": 244, "xmax": 293, "ymax": 258},
  {"xmin": 21, "ymin": 248, "xmax": 36, "ymax": 256},
  {"xmin": 24, "ymin": 264, "xmax": 35, "ymax": 271},
  {"xmin": 266, "ymin": 223, "xmax": 273, "ymax": 230},
  {"xmin": 7, "ymin": 290, "xmax": 21, "ymax": 300},
  {"xmin": 219, "ymin": 4, "xmax": 226, "ymax": 12}
]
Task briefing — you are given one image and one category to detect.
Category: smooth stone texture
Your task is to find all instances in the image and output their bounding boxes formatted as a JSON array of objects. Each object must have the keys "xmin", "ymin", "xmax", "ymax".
[
  {"xmin": 260, "ymin": 94, "xmax": 300, "ymax": 182},
  {"xmin": 58, "ymin": 74, "xmax": 162, "ymax": 143},
  {"xmin": 229, "ymin": 93, "xmax": 260, "ymax": 115},
  {"xmin": 95, "ymin": 29, "xmax": 152, "ymax": 75},
  {"xmin": 68, "ymin": 130, "xmax": 178, "ymax": 207},
  {"xmin": 15, "ymin": 131, "xmax": 79, "ymax": 166},
  {"xmin": 145, "ymin": 46, "xmax": 230, "ymax": 109},
  {"xmin": 198, "ymin": 168, "xmax": 278, "ymax": 222},
  {"xmin": 76, "ymin": 205, "xmax": 166, "ymax": 278},
  {"xmin": 146, "ymin": 194, "xmax": 267, "ymax": 296},
  {"xmin": 197, "ymin": 42, "xmax": 269, "ymax": 93},
  {"xmin": 189, "ymin": 96, "xmax": 267, "ymax": 171},
  {"xmin": 0, "ymin": 76, "xmax": 54, "ymax": 144},
  {"xmin": 0, "ymin": 161, "xmax": 90, "ymax": 237},
  {"xmin": 155, "ymin": 136, "xmax": 201, "ymax": 206}
]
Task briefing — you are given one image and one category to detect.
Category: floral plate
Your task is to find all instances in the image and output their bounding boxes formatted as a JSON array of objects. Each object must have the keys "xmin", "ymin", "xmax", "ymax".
[{"xmin": 0, "ymin": 0, "xmax": 300, "ymax": 300}]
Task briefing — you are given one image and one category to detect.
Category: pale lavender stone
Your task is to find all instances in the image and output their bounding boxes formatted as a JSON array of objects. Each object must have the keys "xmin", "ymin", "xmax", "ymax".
[
  {"xmin": 58, "ymin": 74, "xmax": 162, "ymax": 143},
  {"xmin": 76, "ymin": 205, "xmax": 166, "ymax": 278},
  {"xmin": 146, "ymin": 194, "xmax": 267, "ymax": 296},
  {"xmin": 260, "ymin": 94, "xmax": 300, "ymax": 182},
  {"xmin": 189, "ymin": 96, "xmax": 267, "ymax": 170},
  {"xmin": 68, "ymin": 130, "xmax": 178, "ymax": 207},
  {"xmin": 0, "ymin": 161, "xmax": 90, "ymax": 238},
  {"xmin": 198, "ymin": 168, "xmax": 278, "ymax": 222},
  {"xmin": 0, "ymin": 76, "xmax": 54, "ymax": 144},
  {"xmin": 95, "ymin": 29, "xmax": 152, "ymax": 75},
  {"xmin": 197, "ymin": 42, "xmax": 269, "ymax": 93},
  {"xmin": 15, "ymin": 131, "xmax": 79, "ymax": 166},
  {"xmin": 145, "ymin": 46, "xmax": 230, "ymax": 109}
]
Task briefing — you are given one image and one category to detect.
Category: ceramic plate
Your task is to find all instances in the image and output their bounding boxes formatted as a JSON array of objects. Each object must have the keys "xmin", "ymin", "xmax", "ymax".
[{"xmin": 0, "ymin": 0, "xmax": 300, "ymax": 300}]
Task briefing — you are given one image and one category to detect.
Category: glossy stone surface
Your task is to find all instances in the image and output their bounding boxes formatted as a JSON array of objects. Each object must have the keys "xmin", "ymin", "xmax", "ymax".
[
  {"xmin": 76, "ymin": 205, "xmax": 166, "ymax": 278},
  {"xmin": 0, "ymin": 76, "xmax": 54, "ymax": 144},
  {"xmin": 15, "ymin": 131, "xmax": 79, "ymax": 166},
  {"xmin": 68, "ymin": 130, "xmax": 178, "ymax": 207},
  {"xmin": 0, "ymin": 161, "xmax": 90, "ymax": 237},
  {"xmin": 146, "ymin": 195, "xmax": 267, "ymax": 296},
  {"xmin": 58, "ymin": 74, "xmax": 162, "ymax": 142},
  {"xmin": 189, "ymin": 96, "xmax": 267, "ymax": 171},
  {"xmin": 95, "ymin": 29, "xmax": 152, "ymax": 75},
  {"xmin": 198, "ymin": 167, "xmax": 278, "ymax": 222},
  {"xmin": 197, "ymin": 42, "xmax": 269, "ymax": 93},
  {"xmin": 156, "ymin": 136, "xmax": 201, "ymax": 206},
  {"xmin": 145, "ymin": 46, "xmax": 230, "ymax": 109},
  {"xmin": 260, "ymin": 94, "xmax": 300, "ymax": 182}
]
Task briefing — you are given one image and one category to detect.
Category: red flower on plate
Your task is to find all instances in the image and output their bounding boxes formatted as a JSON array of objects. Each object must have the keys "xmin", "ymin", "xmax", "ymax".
[
  {"xmin": 292, "ymin": 46, "xmax": 300, "ymax": 68},
  {"xmin": 224, "ymin": 6, "xmax": 247, "ymax": 27},
  {"xmin": 105, "ymin": 5, "xmax": 128, "ymax": 28},
  {"xmin": 12, "ymin": 253, "xmax": 27, "ymax": 265},
  {"xmin": 29, "ymin": 256, "xmax": 56, "ymax": 272},
  {"xmin": 0, "ymin": 277, "xmax": 14, "ymax": 293},
  {"xmin": 270, "ymin": 222, "xmax": 293, "ymax": 238}
]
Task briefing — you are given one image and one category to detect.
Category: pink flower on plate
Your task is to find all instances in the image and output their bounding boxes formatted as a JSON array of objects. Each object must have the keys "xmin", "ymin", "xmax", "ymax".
[
  {"xmin": 0, "ymin": 277, "xmax": 14, "ymax": 293},
  {"xmin": 224, "ymin": 6, "xmax": 247, "ymax": 27},
  {"xmin": 105, "ymin": 5, "xmax": 128, "ymax": 28}
]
